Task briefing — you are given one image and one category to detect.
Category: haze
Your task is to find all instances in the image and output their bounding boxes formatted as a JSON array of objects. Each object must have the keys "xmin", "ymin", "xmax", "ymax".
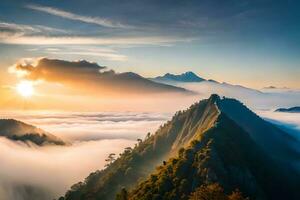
[{"xmin": 0, "ymin": 1, "xmax": 299, "ymax": 200}]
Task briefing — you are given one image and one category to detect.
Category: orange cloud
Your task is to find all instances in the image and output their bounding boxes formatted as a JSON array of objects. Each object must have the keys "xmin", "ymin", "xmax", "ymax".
[{"xmin": 10, "ymin": 58, "xmax": 191, "ymax": 97}]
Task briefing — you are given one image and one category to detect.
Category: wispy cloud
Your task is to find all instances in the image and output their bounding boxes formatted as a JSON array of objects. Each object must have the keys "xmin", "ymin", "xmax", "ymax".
[
  {"xmin": 50, "ymin": 51, "xmax": 127, "ymax": 61},
  {"xmin": 0, "ymin": 19, "xmax": 194, "ymax": 46},
  {"xmin": 50, "ymin": 47, "xmax": 127, "ymax": 61},
  {"xmin": 26, "ymin": 4, "xmax": 130, "ymax": 28},
  {"xmin": 0, "ymin": 34, "xmax": 192, "ymax": 46},
  {"xmin": 0, "ymin": 21, "xmax": 68, "ymax": 38},
  {"xmin": 27, "ymin": 47, "xmax": 128, "ymax": 61},
  {"xmin": 0, "ymin": 21, "xmax": 36, "ymax": 33}
]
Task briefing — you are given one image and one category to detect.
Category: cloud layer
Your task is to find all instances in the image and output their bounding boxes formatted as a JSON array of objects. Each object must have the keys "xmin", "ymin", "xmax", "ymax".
[
  {"xmin": 0, "ymin": 111, "xmax": 169, "ymax": 200},
  {"xmin": 0, "ymin": 137, "xmax": 135, "ymax": 200},
  {"xmin": 1, "ymin": 108, "xmax": 300, "ymax": 200},
  {"xmin": 0, "ymin": 111, "xmax": 169, "ymax": 141}
]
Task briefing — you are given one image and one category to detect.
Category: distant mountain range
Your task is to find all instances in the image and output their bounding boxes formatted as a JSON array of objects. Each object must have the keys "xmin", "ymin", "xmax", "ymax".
[
  {"xmin": 59, "ymin": 95, "xmax": 300, "ymax": 200},
  {"xmin": 151, "ymin": 71, "xmax": 262, "ymax": 94},
  {"xmin": 16, "ymin": 58, "xmax": 268, "ymax": 99},
  {"xmin": 0, "ymin": 119, "xmax": 66, "ymax": 146},
  {"xmin": 152, "ymin": 71, "xmax": 205, "ymax": 83},
  {"xmin": 275, "ymin": 107, "xmax": 300, "ymax": 113},
  {"xmin": 263, "ymin": 86, "xmax": 290, "ymax": 90},
  {"xmin": 14, "ymin": 58, "xmax": 299, "ymax": 110},
  {"xmin": 15, "ymin": 58, "xmax": 192, "ymax": 96}
]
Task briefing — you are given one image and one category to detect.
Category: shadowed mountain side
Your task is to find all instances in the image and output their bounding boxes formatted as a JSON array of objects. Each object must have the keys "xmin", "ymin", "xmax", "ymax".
[
  {"xmin": 217, "ymin": 98, "xmax": 300, "ymax": 161},
  {"xmin": 263, "ymin": 118, "xmax": 300, "ymax": 143},
  {"xmin": 59, "ymin": 94, "xmax": 300, "ymax": 200},
  {"xmin": 12, "ymin": 58, "xmax": 193, "ymax": 96},
  {"xmin": 128, "ymin": 113, "xmax": 300, "ymax": 200},
  {"xmin": 95, "ymin": 71, "xmax": 193, "ymax": 95},
  {"xmin": 0, "ymin": 119, "xmax": 66, "ymax": 146}
]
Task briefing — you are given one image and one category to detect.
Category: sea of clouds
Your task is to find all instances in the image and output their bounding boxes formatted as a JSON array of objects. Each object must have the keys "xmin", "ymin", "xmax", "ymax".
[
  {"xmin": 258, "ymin": 110, "xmax": 300, "ymax": 140},
  {"xmin": 1, "ymin": 111, "xmax": 170, "ymax": 141},
  {"xmin": 0, "ymin": 111, "xmax": 170, "ymax": 200},
  {"xmin": 0, "ymin": 84, "xmax": 300, "ymax": 200}
]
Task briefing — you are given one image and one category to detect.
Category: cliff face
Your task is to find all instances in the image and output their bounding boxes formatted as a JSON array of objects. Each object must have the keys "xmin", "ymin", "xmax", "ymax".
[{"xmin": 61, "ymin": 95, "xmax": 300, "ymax": 200}]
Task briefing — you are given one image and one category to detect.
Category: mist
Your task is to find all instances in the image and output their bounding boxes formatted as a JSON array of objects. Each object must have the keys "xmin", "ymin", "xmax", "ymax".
[
  {"xmin": 173, "ymin": 81, "xmax": 300, "ymax": 110},
  {"xmin": 258, "ymin": 110, "xmax": 300, "ymax": 141},
  {"xmin": 0, "ymin": 137, "xmax": 136, "ymax": 200},
  {"xmin": 1, "ymin": 87, "xmax": 300, "ymax": 200},
  {"xmin": 0, "ymin": 111, "xmax": 169, "ymax": 200},
  {"xmin": 0, "ymin": 111, "xmax": 169, "ymax": 141}
]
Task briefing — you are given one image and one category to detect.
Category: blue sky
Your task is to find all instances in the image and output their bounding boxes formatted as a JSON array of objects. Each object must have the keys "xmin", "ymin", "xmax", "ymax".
[{"xmin": 0, "ymin": 0, "xmax": 299, "ymax": 88}]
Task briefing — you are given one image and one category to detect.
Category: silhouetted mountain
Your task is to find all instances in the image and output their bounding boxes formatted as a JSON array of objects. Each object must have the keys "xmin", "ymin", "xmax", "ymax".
[
  {"xmin": 264, "ymin": 86, "xmax": 277, "ymax": 89},
  {"xmin": 152, "ymin": 74, "xmax": 264, "ymax": 104},
  {"xmin": 152, "ymin": 71, "xmax": 205, "ymax": 83},
  {"xmin": 207, "ymin": 79, "xmax": 219, "ymax": 83},
  {"xmin": 263, "ymin": 86, "xmax": 289, "ymax": 90},
  {"xmin": 0, "ymin": 119, "xmax": 66, "ymax": 146},
  {"xmin": 275, "ymin": 107, "xmax": 300, "ymax": 113},
  {"xmin": 59, "ymin": 95, "xmax": 300, "ymax": 200},
  {"xmin": 14, "ymin": 58, "xmax": 192, "ymax": 96}
]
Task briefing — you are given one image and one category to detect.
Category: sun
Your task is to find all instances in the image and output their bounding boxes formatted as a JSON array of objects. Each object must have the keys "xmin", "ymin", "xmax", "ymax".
[{"xmin": 16, "ymin": 81, "xmax": 35, "ymax": 98}]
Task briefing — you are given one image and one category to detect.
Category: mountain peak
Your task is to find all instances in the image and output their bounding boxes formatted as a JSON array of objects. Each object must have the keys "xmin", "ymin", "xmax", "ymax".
[
  {"xmin": 61, "ymin": 94, "xmax": 300, "ymax": 200},
  {"xmin": 183, "ymin": 71, "xmax": 197, "ymax": 76},
  {"xmin": 154, "ymin": 71, "xmax": 205, "ymax": 82}
]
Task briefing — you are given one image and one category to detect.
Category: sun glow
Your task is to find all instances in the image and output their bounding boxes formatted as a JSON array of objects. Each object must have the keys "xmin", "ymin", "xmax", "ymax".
[{"xmin": 16, "ymin": 81, "xmax": 35, "ymax": 97}]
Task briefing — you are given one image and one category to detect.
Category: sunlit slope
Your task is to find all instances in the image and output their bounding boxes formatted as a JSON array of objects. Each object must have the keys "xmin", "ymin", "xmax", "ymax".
[
  {"xmin": 61, "ymin": 95, "xmax": 220, "ymax": 200},
  {"xmin": 61, "ymin": 94, "xmax": 300, "ymax": 200},
  {"xmin": 128, "ymin": 113, "xmax": 299, "ymax": 200}
]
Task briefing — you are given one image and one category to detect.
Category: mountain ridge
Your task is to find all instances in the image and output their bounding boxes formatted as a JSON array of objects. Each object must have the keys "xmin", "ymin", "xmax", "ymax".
[
  {"xmin": 275, "ymin": 107, "xmax": 300, "ymax": 113},
  {"xmin": 59, "ymin": 94, "xmax": 300, "ymax": 200},
  {"xmin": 128, "ymin": 112, "xmax": 297, "ymax": 200},
  {"xmin": 152, "ymin": 71, "xmax": 205, "ymax": 83}
]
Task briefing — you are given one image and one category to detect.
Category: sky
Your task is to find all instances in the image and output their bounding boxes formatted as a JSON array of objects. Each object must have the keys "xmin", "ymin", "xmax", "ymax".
[
  {"xmin": 0, "ymin": 1, "xmax": 299, "ymax": 197},
  {"xmin": 0, "ymin": 0, "xmax": 299, "ymax": 88}
]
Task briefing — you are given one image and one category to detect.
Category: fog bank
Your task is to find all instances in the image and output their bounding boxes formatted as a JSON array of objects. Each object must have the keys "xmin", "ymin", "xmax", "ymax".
[
  {"xmin": 0, "ymin": 138, "xmax": 135, "ymax": 200},
  {"xmin": 0, "ymin": 111, "xmax": 170, "ymax": 141}
]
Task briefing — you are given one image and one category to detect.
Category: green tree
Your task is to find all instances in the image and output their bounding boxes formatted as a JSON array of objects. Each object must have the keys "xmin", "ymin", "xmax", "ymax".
[
  {"xmin": 228, "ymin": 190, "xmax": 249, "ymax": 200},
  {"xmin": 116, "ymin": 188, "xmax": 128, "ymax": 200},
  {"xmin": 189, "ymin": 184, "xmax": 248, "ymax": 200},
  {"xmin": 146, "ymin": 132, "xmax": 151, "ymax": 139},
  {"xmin": 105, "ymin": 153, "xmax": 116, "ymax": 167},
  {"xmin": 189, "ymin": 183, "xmax": 227, "ymax": 200}
]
